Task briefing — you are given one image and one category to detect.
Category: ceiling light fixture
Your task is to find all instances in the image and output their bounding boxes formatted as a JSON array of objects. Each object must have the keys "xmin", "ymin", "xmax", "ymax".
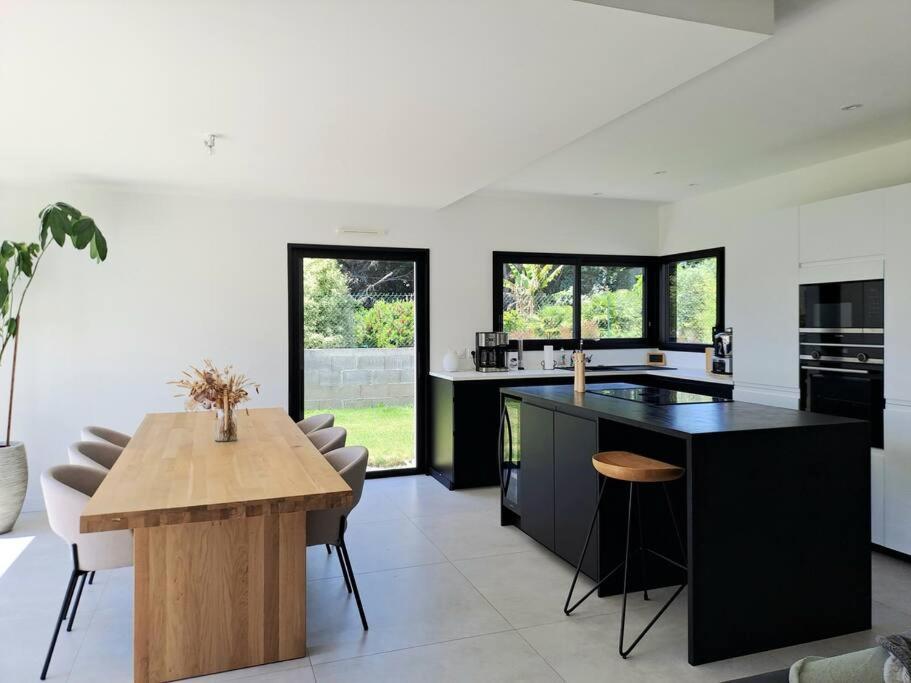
[
  {"xmin": 841, "ymin": 103, "xmax": 863, "ymax": 111},
  {"xmin": 654, "ymin": 170, "xmax": 667, "ymax": 175}
]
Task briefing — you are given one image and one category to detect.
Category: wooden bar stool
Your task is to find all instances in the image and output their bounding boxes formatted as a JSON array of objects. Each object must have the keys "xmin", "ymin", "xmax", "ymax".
[{"xmin": 564, "ymin": 450, "xmax": 687, "ymax": 659}]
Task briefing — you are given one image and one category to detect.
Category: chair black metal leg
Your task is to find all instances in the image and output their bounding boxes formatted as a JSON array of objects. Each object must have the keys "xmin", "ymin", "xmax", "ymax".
[
  {"xmin": 564, "ymin": 477, "xmax": 614, "ymax": 615},
  {"xmin": 336, "ymin": 544, "xmax": 352, "ymax": 593},
  {"xmin": 41, "ymin": 569, "xmax": 79, "ymax": 680},
  {"xmin": 339, "ymin": 535, "xmax": 368, "ymax": 631},
  {"xmin": 636, "ymin": 484, "xmax": 649, "ymax": 601},
  {"xmin": 88, "ymin": 571, "xmax": 95, "ymax": 585},
  {"xmin": 326, "ymin": 544, "xmax": 332, "ymax": 555},
  {"xmin": 66, "ymin": 572, "xmax": 88, "ymax": 632}
]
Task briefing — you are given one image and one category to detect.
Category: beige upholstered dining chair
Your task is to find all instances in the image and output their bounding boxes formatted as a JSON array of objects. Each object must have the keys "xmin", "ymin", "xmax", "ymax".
[
  {"xmin": 81, "ymin": 425, "xmax": 131, "ymax": 449},
  {"xmin": 40, "ymin": 465, "xmax": 133, "ymax": 680},
  {"xmin": 296, "ymin": 413, "xmax": 334, "ymax": 434},
  {"xmin": 67, "ymin": 441, "xmax": 123, "ymax": 473},
  {"xmin": 308, "ymin": 426, "xmax": 347, "ymax": 454},
  {"xmin": 308, "ymin": 446, "xmax": 369, "ymax": 630}
]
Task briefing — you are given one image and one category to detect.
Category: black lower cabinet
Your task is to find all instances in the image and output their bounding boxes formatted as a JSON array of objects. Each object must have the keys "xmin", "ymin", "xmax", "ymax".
[
  {"xmin": 553, "ymin": 412, "xmax": 599, "ymax": 580},
  {"xmin": 429, "ymin": 374, "xmax": 731, "ymax": 489},
  {"xmin": 519, "ymin": 402, "xmax": 555, "ymax": 551}
]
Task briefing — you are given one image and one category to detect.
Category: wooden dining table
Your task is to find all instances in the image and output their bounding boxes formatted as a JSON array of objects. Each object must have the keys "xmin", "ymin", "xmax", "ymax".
[{"xmin": 80, "ymin": 407, "xmax": 352, "ymax": 683}]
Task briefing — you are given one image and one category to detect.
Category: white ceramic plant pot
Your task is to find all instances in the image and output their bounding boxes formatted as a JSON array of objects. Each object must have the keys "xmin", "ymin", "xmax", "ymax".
[{"xmin": 0, "ymin": 441, "xmax": 27, "ymax": 534}]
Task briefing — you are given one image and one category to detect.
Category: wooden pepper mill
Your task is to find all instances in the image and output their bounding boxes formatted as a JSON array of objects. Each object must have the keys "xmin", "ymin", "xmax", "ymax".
[{"xmin": 573, "ymin": 350, "xmax": 586, "ymax": 393}]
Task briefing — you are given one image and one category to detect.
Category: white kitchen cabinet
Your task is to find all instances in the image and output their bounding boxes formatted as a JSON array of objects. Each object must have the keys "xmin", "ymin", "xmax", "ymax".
[
  {"xmin": 799, "ymin": 189, "xmax": 885, "ymax": 264},
  {"xmin": 884, "ymin": 403, "xmax": 911, "ymax": 555},
  {"xmin": 726, "ymin": 207, "xmax": 799, "ymax": 392},
  {"xmin": 884, "ymin": 182, "xmax": 911, "ymax": 403},
  {"xmin": 871, "ymin": 447, "xmax": 884, "ymax": 546}
]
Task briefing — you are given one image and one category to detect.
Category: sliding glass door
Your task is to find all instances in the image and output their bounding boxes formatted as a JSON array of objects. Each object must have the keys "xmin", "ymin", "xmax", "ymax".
[{"xmin": 288, "ymin": 245, "xmax": 429, "ymax": 476}]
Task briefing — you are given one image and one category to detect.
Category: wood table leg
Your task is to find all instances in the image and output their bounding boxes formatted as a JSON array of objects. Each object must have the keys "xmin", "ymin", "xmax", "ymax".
[{"xmin": 133, "ymin": 511, "xmax": 307, "ymax": 683}]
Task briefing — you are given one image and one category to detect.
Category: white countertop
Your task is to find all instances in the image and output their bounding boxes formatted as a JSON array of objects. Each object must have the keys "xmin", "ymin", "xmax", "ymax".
[{"xmin": 429, "ymin": 367, "xmax": 734, "ymax": 385}]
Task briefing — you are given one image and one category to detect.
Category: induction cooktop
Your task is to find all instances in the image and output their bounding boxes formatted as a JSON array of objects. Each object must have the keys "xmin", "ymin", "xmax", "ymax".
[{"xmin": 586, "ymin": 382, "xmax": 731, "ymax": 405}]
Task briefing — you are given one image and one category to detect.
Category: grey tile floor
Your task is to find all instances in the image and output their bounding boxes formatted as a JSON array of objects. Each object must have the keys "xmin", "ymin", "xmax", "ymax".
[{"xmin": 2, "ymin": 475, "xmax": 909, "ymax": 682}]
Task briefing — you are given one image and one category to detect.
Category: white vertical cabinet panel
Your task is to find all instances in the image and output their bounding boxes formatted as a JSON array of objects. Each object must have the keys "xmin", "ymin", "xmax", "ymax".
[
  {"xmin": 884, "ymin": 182, "xmax": 911, "ymax": 403},
  {"xmin": 798, "ymin": 189, "xmax": 885, "ymax": 264},
  {"xmin": 884, "ymin": 403, "xmax": 911, "ymax": 555},
  {"xmin": 871, "ymin": 447, "xmax": 884, "ymax": 546},
  {"xmin": 726, "ymin": 207, "xmax": 799, "ymax": 392}
]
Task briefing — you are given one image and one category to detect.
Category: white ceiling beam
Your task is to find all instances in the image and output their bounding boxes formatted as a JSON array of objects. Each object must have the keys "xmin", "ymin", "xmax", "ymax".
[{"xmin": 575, "ymin": 0, "xmax": 774, "ymax": 35}]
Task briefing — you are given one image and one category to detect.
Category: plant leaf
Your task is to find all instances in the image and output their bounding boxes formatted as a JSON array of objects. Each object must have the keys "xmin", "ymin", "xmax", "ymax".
[
  {"xmin": 0, "ymin": 241, "xmax": 14, "ymax": 260},
  {"xmin": 6, "ymin": 318, "xmax": 16, "ymax": 337},
  {"xmin": 71, "ymin": 217, "xmax": 96, "ymax": 249},
  {"xmin": 41, "ymin": 206, "xmax": 70, "ymax": 246},
  {"xmin": 16, "ymin": 246, "xmax": 33, "ymax": 277},
  {"xmin": 55, "ymin": 202, "xmax": 81, "ymax": 222},
  {"xmin": 50, "ymin": 213, "xmax": 68, "ymax": 246},
  {"xmin": 91, "ymin": 230, "xmax": 107, "ymax": 262}
]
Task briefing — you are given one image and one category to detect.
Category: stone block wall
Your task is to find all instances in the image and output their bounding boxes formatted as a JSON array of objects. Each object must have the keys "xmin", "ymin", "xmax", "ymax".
[{"xmin": 303, "ymin": 348, "xmax": 415, "ymax": 410}]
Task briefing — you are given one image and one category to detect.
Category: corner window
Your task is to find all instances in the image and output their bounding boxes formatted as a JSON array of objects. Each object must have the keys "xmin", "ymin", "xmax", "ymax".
[
  {"xmin": 494, "ymin": 252, "xmax": 651, "ymax": 349},
  {"xmin": 659, "ymin": 248, "xmax": 724, "ymax": 349}
]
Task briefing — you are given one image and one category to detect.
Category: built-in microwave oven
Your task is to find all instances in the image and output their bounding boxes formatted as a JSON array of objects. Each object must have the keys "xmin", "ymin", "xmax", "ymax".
[
  {"xmin": 799, "ymin": 278, "xmax": 884, "ymax": 448},
  {"xmin": 799, "ymin": 279, "xmax": 883, "ymax": 332}
]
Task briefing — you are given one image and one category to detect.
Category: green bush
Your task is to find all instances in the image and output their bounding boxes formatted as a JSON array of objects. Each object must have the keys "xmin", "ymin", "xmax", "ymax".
[
  {"xmin": 581, "ymin": 274, "xmax": 644, "ymax": 338},
  {"xmin": 503, "ymin": 275, "xmax": 645, "ymax": 340},
  {"xmin": 672, "ymin": 258, "xmax": 716, "ymax": 343},
  {"xmin": 356, "ymin": 299, "xmax": 415, "ymax": 348}
]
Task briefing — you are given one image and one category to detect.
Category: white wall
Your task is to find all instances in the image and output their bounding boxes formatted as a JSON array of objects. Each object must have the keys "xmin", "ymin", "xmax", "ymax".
[
  {"xmin": 659, "ymin": 139, "xmax": 911, "ymax": 407},
  {"xmin": 0, "ymin": 184, "xmax": 658, "ymax": 511}
]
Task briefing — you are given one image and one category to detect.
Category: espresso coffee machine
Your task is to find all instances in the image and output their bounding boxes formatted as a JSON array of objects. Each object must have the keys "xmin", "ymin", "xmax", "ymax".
[
  {"xmin": 474, "ymin": 332, "xmax": 509, "ymax": 372},
  {"xmin": 712, "ymin": 327, "xmax": 733, "ymax": 375}
]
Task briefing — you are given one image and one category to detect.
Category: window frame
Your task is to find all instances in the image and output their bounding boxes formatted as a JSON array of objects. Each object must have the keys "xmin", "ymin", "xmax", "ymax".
[
  {"xmin": 657, "ymin": 247, "xmax": 725, "ymax": 351},
  {"xmin": 492, "ymin": 251, "xmax": 657, "ymax": 351}
]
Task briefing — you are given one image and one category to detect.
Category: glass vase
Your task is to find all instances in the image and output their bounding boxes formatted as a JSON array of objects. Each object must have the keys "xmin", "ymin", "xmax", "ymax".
[{"xmin": 214, "ymin": 406, "xmax": 237, "ymax": 442}]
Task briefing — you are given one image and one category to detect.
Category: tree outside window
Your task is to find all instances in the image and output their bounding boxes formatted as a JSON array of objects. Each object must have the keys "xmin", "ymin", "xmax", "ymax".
[
  {"xmin": 665, "ymin": 256, "xmax": 718, "ymax": 345},
  {"xmin": 502, "ymin": 262, "xmax": 575, "ymax": 340}
]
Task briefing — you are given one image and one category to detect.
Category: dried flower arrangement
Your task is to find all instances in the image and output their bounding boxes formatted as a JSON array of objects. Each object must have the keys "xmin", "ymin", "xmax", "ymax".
[{"xmin": 169, "ymin": 360, "xmax": 260, "ymax": 441}]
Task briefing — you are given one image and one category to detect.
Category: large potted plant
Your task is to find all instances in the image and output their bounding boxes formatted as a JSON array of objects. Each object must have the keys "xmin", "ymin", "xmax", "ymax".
[{"xmin": 0, "ymin": 202, "xmax": 107, "ymax": 533}]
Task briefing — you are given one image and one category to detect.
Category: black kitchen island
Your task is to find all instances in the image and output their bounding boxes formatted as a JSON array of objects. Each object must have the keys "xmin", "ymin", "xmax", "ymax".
[{"xmin": 499, "ymin": 382, "xmax": 871, "ymax": 666}]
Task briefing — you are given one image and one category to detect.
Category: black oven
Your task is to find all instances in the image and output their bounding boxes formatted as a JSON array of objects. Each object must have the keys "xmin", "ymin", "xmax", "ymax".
[{"xmin": 799, "ymin": 279, "xmax": 884, "ymax": 448}]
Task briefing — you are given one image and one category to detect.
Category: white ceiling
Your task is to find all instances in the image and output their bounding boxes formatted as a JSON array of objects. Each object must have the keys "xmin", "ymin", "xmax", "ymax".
[
  {"xmin": 0, "ymin": 0, "xmax": 765, "ymax": 209},
  {"xmin": 494, "ymin": 0, "xmax": 911, "ymax": 201}
]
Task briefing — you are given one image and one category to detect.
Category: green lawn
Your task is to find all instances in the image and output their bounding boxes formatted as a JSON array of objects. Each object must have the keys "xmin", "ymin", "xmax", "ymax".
[{"xmin": 305, "ymin": 404, "xmax": 415, "ymax": 470}]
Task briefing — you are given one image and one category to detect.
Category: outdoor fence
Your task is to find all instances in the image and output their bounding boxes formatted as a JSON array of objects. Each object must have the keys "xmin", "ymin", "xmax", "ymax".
[{"xmin": 303, "ymin": 347, "xmax": 415, "ymax": 410}]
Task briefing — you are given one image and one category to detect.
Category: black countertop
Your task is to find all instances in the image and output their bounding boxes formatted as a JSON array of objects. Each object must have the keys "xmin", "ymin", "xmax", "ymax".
[{"xmin": 501, "ymin": 383, "xmax": 865, "ymax": 438}]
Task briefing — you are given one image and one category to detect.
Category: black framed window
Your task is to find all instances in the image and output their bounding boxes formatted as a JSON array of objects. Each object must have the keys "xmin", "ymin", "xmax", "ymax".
[
  {"xmin": 493, "ymin": 251, "xmax": 654, "ymax": 350},
  {"xmin": 659, "ymin": 247, "xmax": 724, "ymax": 350}
]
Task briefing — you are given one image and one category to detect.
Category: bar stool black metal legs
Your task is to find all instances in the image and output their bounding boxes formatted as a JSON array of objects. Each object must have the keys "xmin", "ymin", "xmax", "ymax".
[
  {"xmin": 618, "ymin": 481, "xmax": 687, "ymax": 659},
  {"xmin": 564, "ymin": 478, "xmax": 614, "ymax": 615},
  {"xmin": 563, "ymin": 451, "xmax": 688, "ymax": 660}
]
